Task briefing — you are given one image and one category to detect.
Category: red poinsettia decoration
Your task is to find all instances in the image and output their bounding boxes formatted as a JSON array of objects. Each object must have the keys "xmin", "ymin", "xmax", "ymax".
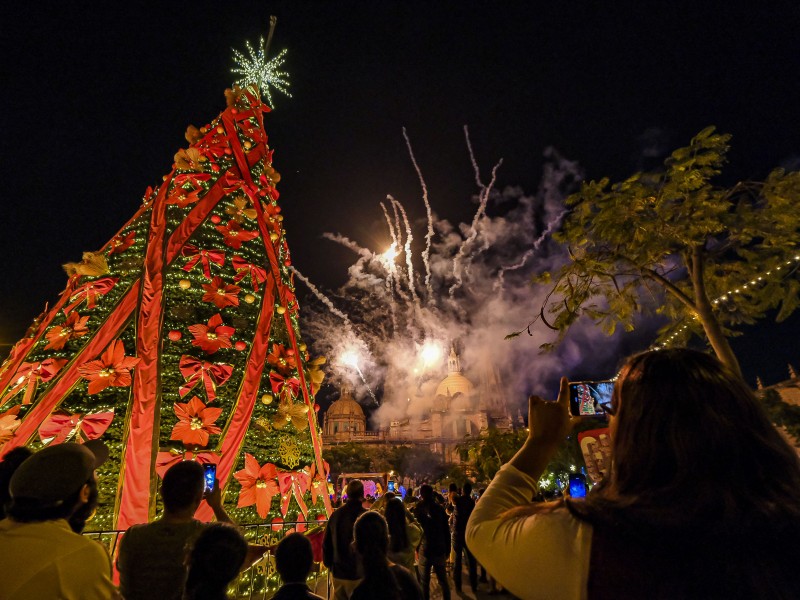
[
  {"xmin": 167, "ymin": 184, "xmax": 203, "ymax": 208},
  {"xmin": 77, "ymin": 339, "xmax": 140, "ymax": 394},
  {"xmin": 266, "ymin": 343, "xmax": 297, "ymax": 376},
  {"xmin": 44, "ymin": 312, "xmax": 90, "ymax": 350},
  {"xmin": 188, "ymin": 314, "xmax": 235, "ymax": 354},
  {"xmin": 170, "ymin": 396, "xmax": 223, "ymax": 447},
  {"xmin": 108, "ymin": 231, "xmax": 136, "ymax": 255},
  {"xmin": 215, "ymin": 220, "xmax": 259, "ymax": 250},
  {"xmin": 0, "ymin": 406, "xmax": 21, "ymax": 447},
  {"xmin": 201, "ymin": 277, "xmax": 241, "ymax": 309},
  {"xmin": 234, "ymin": 454, "xmax": 279, "ymax": 518}
]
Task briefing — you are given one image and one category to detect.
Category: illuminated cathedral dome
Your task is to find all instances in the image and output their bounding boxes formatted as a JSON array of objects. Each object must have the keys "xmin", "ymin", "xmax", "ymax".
[
  {"xmin": 323, "ymin": 386, "xmax": 366, "ymax": 439},
  {"xmin": 435, "ymin": 348, "xmax": 474, "ymax": 399}
]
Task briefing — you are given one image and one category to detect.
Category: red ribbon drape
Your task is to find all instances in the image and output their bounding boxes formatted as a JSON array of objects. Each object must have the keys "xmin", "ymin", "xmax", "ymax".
[
  {"xmin": 63, "ymin": 278, "xmax": 118, "ymax": 314},
  {"xmin": 155, "ymin": 449, "xmax": 219, "ymax": 478},
  {"xmin": 5, "ymin": 358, "xmax": 67, "ymax": 405},
  {"xmin": 277, "ymin": 469, "xmax": 310, "ymax": 519},
  {"xmin": 38, "ymin": 410, "xmax": 114, "ymax": 445},
  {"xmin": 308, "ymin": 461, "xmax": 332, "ymax": 514},
  {"xmin": 181, "ymin": 244, "xmax": 226, "ymax": 279},
  {"xmin": 231, "ymin": 255, "xmax": 267, "ymax": 291},
  {"xmin": 178, "ymin": 356, "xmax": 233, "ymax": 404}
]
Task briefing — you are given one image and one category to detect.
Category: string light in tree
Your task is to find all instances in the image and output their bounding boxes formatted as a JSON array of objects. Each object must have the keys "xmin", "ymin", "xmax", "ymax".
[
  {"xmin": 231, "ymin": 39, "xmax": 292, "ymax": 107},
  {"xmin": 652, "ymin": 253, "xmax": 800, "ymax": 351}
]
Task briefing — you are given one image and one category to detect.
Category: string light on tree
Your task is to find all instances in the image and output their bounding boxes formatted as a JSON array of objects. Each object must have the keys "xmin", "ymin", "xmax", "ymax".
[
  {"xmin": 231, "ymin": 39, "xmax": 292, "ymax": 107},
  {"xmin": 652, "ymin": 252, "xmax": 800, "ymax": 351}
]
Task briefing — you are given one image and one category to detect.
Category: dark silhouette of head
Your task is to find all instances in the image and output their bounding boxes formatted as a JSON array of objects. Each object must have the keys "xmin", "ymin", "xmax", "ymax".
[
  {"xmin": 275, "ymin": 532, "xmax": 313, "ymax": 584},
  {"xmin": 463, "ymin": 481, "xmax": 473, "ymax": 496},
  {"xmin": 161, "ymin": 461, "xmax": 204, "ymax": 514},
  {"xmin": 419, "ymin": 484, "xmax": 433, "ymax": 502},
  {"xmin": 345, "ymin": 479, "xmax": 364, "ymax": 502},
  {"xmin": 0, "ymin": 447, "xmax": 33, "ymax": 519},
  {"xmin": 385, "ymin": 497, "xmax": 409, "ymax": 552},
  {"xmin": 354, "ymin": 510, "xmax": 389, "ymax": 561},
  {"xmin": 184, "ymin": 523, "xmax": 247, "ymax": 600}
]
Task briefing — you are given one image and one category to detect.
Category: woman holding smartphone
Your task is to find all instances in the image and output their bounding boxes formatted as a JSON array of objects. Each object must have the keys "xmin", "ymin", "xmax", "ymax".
[{"xmin": 466, "ymin": 348, "xmax": 800, "ymax": 599}]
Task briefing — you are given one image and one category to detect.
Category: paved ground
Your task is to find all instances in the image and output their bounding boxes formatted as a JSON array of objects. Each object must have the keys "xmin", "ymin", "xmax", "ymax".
[{"xmin": 310, "ymin": 565, "xmax": 520, "ymax": 599}]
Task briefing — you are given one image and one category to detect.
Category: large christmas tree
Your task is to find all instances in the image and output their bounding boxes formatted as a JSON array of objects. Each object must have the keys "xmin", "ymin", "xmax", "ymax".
[{"xmin": 0, "ymin": 85, "xmax": 330, "ymax": 531}]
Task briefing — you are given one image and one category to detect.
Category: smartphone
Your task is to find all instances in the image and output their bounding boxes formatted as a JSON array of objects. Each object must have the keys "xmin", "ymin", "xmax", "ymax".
[
  {"xmin": 203, "ymin": 463, "xmax": 216, "ymax": 494},
  {"xmin": 568, "ymin": 473, "xmax": 588, "ymax": 498},
  {"xmin": 387, "ymin": 481, "xmax": 396, "ymax": 492},
  {"xmin": 569, "ymin": 380, "xmax": 614, "ymax": 417}
]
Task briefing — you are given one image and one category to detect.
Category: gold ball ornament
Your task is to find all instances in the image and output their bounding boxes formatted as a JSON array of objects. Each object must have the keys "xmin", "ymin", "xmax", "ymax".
[
  {"xmin": 261, "ymin": 393, "xmax": 273, "ymax": 405},
  {"xmin": 178, "ymin": 279, "xmax": 192, "ymax": 290},
  {"xmin": 276, "ymin": 305, "xmax": 286, "ymax": 315},
  {"xmin": 243, "ymin": 140, "xmax": 252, "ymax": 150},
  {"xmin": 269, "ymin": 232, "xmax": 280, "ymax": 242},
  {"xmin": 298, "ymin": 343, "xmax": 307, "ymax": 352},
  {"xmin": 216, "ymin": 126, "xmax": 224, "ymax": 134},
  {"xmin": 244, "ymin": 293, "xmax": 256, "ymax": 304}
]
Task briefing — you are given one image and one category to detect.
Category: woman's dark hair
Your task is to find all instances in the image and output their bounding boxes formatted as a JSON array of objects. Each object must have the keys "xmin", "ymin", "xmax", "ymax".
[
  {"xmin": 354, "ymin": 511, "xmax": 401, "ymax": 600},
  {"xmin": 568, "ymin": 348, "xmax": 800, "ymax": 531},
  {"xmin": 384, "ymin": 497, "xmax": 409, "ymax": 553},
  {"xmin": 184, "ymin": 523, "xmax": 247, "ymax": 600}
]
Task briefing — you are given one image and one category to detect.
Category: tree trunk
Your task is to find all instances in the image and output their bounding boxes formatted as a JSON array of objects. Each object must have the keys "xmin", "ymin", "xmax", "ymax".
[{"xmin": 691, "ymin": 247, "xmax": 743, "ymax": 377}]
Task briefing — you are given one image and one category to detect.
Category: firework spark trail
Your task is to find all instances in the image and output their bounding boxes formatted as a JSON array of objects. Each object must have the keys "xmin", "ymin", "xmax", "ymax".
[
  {"xmin": 494, "ymin": 209, "xmax": 568, "ymax": 291},
  {"xmin": 353, "ymin": 364, "xmax": 379, "ymax": 405},
  {"xmin": 290, "ymin": 267, "xmax": 352, "ymax": 331},
  {"xmin": 321, "ymin": 233, "xmax": 373, "ymax": 257},
  {"xmin": 403, "ymin": 128, "xmax": 435, "ymax": 302},
  {"xmin": 389, "ymin": 196, "xmax": 420, "ymax": 309},
  {"xmin": 449, "ymin": 158, "xmax": 503, "ymax": 297},
  {"xmin": 381, "ymin": 201, "xmax": 410, "ymax": 304},
  {"xmin": 464, "ymin": 125, "xmax": 485, "ymax": 188}
]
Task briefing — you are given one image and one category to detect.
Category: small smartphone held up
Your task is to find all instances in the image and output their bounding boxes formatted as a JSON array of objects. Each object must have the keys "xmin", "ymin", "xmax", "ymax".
[
  {"xmin": 203, "ymin": 463, "xmax": 216, "ymax": 494},
  {"xmin": 568, "ymin": 473, "xmax": 588, "ymax": 498},
  {"xmin": 569, "ymin": 380, "xmax": 614, "ymax": 417},
  {"xmin": 387, "ymin": 481, "xmax": 396, "ymax": 493}
]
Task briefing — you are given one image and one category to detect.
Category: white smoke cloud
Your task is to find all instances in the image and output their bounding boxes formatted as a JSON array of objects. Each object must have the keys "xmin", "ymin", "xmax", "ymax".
[{"xmin": 300, "ymin": 143, "xmax": 637, "ymax": 426}]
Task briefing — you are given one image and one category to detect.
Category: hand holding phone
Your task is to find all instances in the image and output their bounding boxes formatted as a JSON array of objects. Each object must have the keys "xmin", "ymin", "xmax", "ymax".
[{"xmin": 203, "ymin": 464, "xmax": 217, "ymax": 495}]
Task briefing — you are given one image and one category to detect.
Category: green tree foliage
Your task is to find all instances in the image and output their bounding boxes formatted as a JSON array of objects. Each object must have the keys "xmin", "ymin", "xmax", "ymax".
[
  {"xmin": 323, "ymin": 443, "xmax": 448, "ymax": 482},
  {"xmin": 529, "ymin": 127, "xmax": 800, "ymax": 375},
  {"xmin": 758, "ymin": 389, "xmax": 800, "ymax": 442}
]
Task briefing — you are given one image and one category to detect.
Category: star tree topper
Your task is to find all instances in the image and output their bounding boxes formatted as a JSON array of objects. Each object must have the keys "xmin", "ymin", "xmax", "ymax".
[{"xmin": 231, "ymin": 38, "xmax": 292, "ymax": 107}]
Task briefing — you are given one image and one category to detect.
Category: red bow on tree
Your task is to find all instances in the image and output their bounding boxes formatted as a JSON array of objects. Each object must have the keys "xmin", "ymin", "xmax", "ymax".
[
  {"xmin": 64, "ymin": 277, "xmax": 118, "ymax": 314},
  {"xmin": 307, "ymin": 461, "xmax": 332, "ymax": 513},
  {"xmin": 277, "ymin": 469, "xmax": 310, "ymax": 519},
  {"xmin": 181, "ymin": 244, "xmax": 226, "ymax": 279},
  {"xmin": 269, "ymin": 371, "xmax": 301, "ymax": 402},
  {"xmin": 6, "ymin": 358, "xmax": 68, "ymax": 405},
  {"xmin": 178, "ymin": 356, "xmax": 233, "ymax": 404},
  {"xmin": 231, "ymin": 256, "xmax": 267, "ymax": 292},
  {"xmin": 258, "ymin": 174, "xmax": 280, "ymax": 201},
  {"xmin": 38, "ymin": 410, "xmax": 114, "ymax": 445},
  {"xmin": 172, "ymin": 171, "xmax": 212, "ymax": 189},
  {"xmin": 155, "ymin": 449, "xmax": 220, "ymax": 478}
]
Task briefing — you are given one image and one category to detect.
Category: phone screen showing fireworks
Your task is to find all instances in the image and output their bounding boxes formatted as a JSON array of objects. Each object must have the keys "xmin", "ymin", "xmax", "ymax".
[
  {"xmin": 569, "ymin": 380, "xmax": 614, "ymax": 417},
  {"xmin": 388, "ymin": 481, "xmax": 396, "ymax": 492},
  {"xmin": 203, "ymin": 464, "xmax": 216, "ymax": 494}
]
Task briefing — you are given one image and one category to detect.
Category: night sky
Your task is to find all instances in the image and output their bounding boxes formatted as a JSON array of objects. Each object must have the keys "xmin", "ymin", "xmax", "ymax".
[{"xmin": 2, "ymin": 1, "xmax": 800, "ymax": 387}]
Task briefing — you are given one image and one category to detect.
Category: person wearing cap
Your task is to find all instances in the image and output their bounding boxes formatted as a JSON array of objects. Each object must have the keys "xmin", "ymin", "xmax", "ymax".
[{"xmin": 0, "ymin": 441, "xmax": 119, "ymax": 600}]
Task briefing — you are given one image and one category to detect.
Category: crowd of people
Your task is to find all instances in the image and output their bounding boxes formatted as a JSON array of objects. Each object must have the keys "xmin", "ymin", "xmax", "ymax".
[{"xmin": 1, "ymin": 348, "xmax": 799, "ymax": 599}]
